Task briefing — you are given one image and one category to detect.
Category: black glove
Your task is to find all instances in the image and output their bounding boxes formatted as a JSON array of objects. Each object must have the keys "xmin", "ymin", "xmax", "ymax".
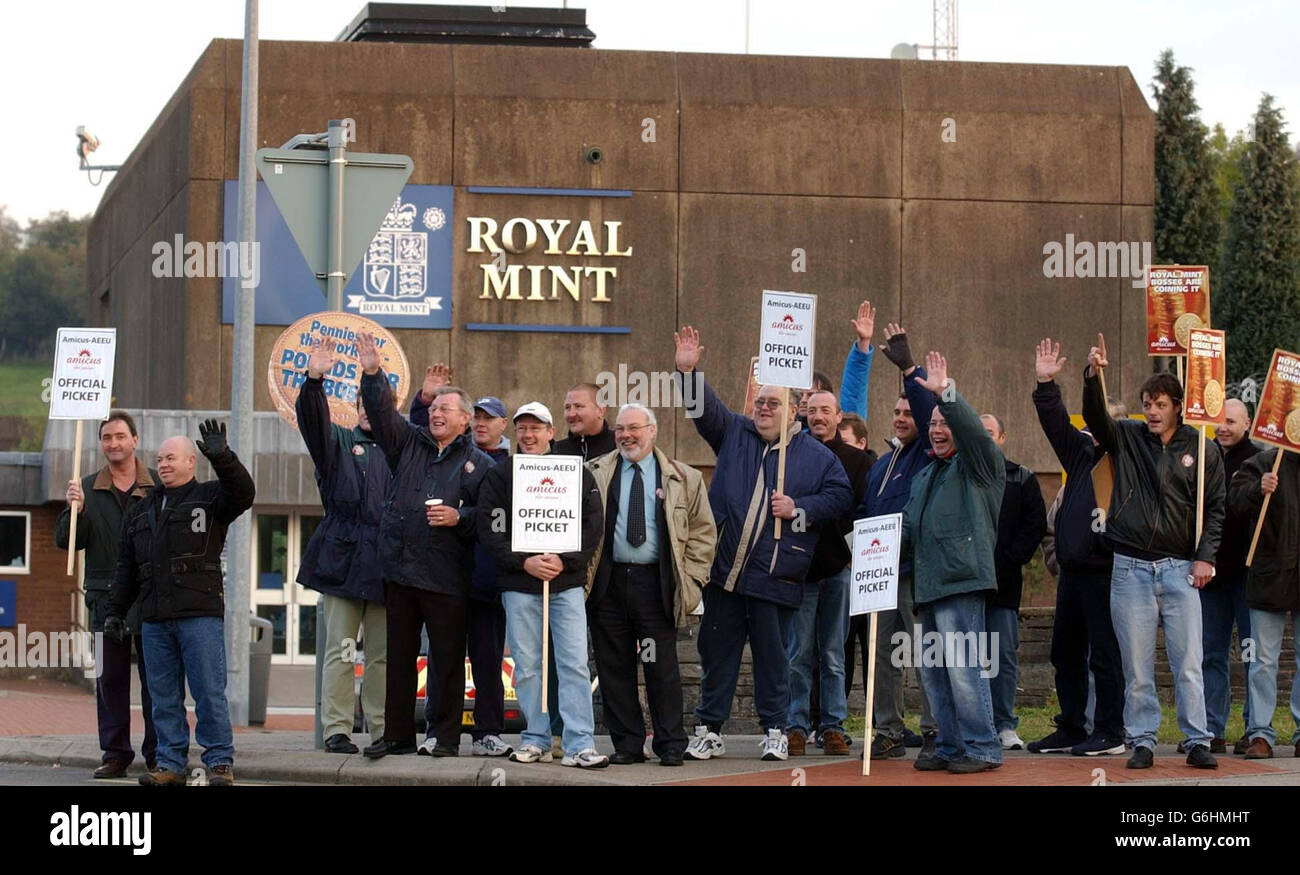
[
  {"xmin": 197, "ymin": 418, "xmax": 228, "ymax": 458},
  {"xmin": 104, "ymin": 615, "xmax": 128, "ymax": 645},
  {"xmin": 878, "ymin": 331, "xmax": 915, "ymax": 372}
]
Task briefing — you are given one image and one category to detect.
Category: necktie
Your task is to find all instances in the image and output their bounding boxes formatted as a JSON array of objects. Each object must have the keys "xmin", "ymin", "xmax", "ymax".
[{"xmin": 627, "ymin": 462, "xmax": 646, "ymax": 547}]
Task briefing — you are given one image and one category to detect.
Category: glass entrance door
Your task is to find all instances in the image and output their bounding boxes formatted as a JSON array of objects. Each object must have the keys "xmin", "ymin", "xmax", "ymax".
[{"xmin": 251, "ymin": 511, "xmax": 323, "ymax": 665}]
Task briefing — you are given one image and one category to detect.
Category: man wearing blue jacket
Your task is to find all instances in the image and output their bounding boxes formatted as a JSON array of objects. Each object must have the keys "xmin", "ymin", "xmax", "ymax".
[
  {"xmin": 903, "ymin": 351, "xmax": 1005, "ymax": 773},
  {"xmin": 1029, "ymin": 338, "xmax": 1126, "ymax": 756},
  {"xmin": 673, "ymin": 326, "xmax": 854, "ymax": 761},
  {"xmin": 856, "ymin": 323, "xmax": 940, "ymax": 759},
  {"xmin": 296, "ymin": 339, "xmax": 391, "ymax": 754}
]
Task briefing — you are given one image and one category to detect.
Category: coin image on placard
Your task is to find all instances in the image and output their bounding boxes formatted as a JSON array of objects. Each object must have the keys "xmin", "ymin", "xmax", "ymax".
[
  {"xmin": 1173, "ymin": 313, "xmax": 1203, "ymax": 350},
  {"xmin": 1286, "ymin": 409, "xmax": 1300, "ymax": 445},
  {"xmin": 1203, "ymin": 379, "xmax": 1225, "ymax": 418}
]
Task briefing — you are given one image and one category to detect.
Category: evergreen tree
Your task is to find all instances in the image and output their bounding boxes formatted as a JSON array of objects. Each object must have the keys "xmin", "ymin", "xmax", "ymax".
[
  {"xmin": 1152, "ymin": 50, "xmax": 1221, "ymax": 266},
  {"xmin": 1217, "ymin": 95, "xmax": 1300, "ymax": 385}
]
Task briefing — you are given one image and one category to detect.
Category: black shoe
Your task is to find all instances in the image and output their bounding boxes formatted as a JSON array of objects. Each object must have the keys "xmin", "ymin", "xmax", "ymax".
[
  {"xmin": 1028, "ymin": 728, "xmax": 1087, "ymax": 754},
  {"xmin": 1126, "ymin": 746, "xmax": 1154, "ymax": 769},
  {"xmin": 363, "ymin": 739, "xmax": 417, "ymax": 759},
  {"xmin": 430, "ymin": 745, "xmax": 459, "ymax": 757},
  {"xmin": 913, "ymin": 755, "xmax": 950, "ymax": 771},
  {"xmin": 93, "ymin": 759, "xmax": 131, "ymax": 779},
  {"xmin": 902, "ymin": 728, "xmax": 924, "ymax": 748},
  {"xmin": 1069, "ymin": 736, "xmax": 1127, "ymax": 757},
  {"xmin": 325, "ymin": 734, "xmax": 359, "ymax": 754},
  {"xmin": 1186, "ymin": 745, "xmax": 1218, "ymax": 769},
  {"xmin": 610, "ymin": 750, "xmax": 647, "ymax": 765},
  {"xmin": 870, "ymin": 735, "xmax": 906, "ymax": 758},
  {"xmin": 920, "ymin": 730, "xmax": 937, "ymax": 759},
  {"xmin": 659, "ymin": 752, "xmax": 684, "ymax": 767},
  {"xmin": 1175, "ymin": 739, "xmax": 1188, "ymax": 754},
  {"xmin": 947, "ymin": 755, "xmax": 1001, "ymax": 774}
]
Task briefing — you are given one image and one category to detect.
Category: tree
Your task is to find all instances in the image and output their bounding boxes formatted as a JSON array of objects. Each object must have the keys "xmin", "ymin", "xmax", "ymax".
[
  {"xmin": 1217, "ymin": 95, "xmax": 1300, "ymax": 385},
  {"xmin": 1152, "ymin": 50, "xmax": 1221, "ymax": 266},
  {"xmin": 0, "ymin": 210, "xmax": 90, "ymax": 359},
  {"xmin": 1208, "ymin": 124, "xmax": 1249, "ymax": 232}
]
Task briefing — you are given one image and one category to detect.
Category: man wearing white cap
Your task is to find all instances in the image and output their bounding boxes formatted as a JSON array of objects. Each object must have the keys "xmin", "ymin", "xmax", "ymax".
[{"xmin": 477, "ymin": 402, "xmax": 608, "ymax": 767}]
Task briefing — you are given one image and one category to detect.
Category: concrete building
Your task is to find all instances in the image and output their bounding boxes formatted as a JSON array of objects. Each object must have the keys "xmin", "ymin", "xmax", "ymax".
[{"xmin": 12, "ymin": 7, "xmax": 1158, "ymax": 719}]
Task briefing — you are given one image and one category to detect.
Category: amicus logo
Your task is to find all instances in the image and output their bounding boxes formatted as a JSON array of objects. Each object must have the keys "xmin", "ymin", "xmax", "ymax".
[
  {"xmin": 861, "ymin": 538, "xmax": 889, "ymax": 556},
  {"xmin": 771, "ymin": 314, "xmax": 804, "ymax": 332},
  {"xmin": 66, "ymin": 352, "xmax": 102, "ymax": 365},
  {"xmin": 526, "ymin": 476, "xmax": 566, "ymax": 494}
]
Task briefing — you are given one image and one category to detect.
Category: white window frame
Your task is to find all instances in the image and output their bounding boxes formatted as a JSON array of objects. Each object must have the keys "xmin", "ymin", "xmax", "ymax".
[{"xmin": 0, "ymin": 510, "xmax": 32, "ymax": 575}]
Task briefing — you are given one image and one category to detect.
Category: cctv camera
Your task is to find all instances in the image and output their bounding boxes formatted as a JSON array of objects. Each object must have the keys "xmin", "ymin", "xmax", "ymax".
[{"xmin": 76, "ymin": 126, "xmax": 100, "ymax": 163}]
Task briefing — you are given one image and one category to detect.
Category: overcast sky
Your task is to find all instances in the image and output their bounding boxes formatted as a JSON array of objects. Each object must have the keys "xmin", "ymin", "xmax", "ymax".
[{"xmin": 2, "ymin": 0, "xmax": 1294, "ymax": 226}]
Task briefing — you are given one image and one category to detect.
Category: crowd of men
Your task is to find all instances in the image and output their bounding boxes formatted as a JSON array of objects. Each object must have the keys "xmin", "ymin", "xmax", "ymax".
[{"xmin": 68, "ymin": 301, "xmax": 1299, "ymax": 784}]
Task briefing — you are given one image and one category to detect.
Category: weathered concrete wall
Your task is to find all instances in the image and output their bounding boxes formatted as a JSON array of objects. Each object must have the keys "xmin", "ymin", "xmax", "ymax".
[{"xmin": 89, "ymin": 41, "xmax": 1153, "ymax": 475}]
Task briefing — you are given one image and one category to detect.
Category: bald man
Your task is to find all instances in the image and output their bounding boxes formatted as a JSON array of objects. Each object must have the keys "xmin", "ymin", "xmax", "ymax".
[
  {"xmin": 1200, "ymin": 398, "xmax": 1260, "ymax": 753},
  {"xmin": 108, "ymin": 420, "xmax": 256, "ymax": 786}
]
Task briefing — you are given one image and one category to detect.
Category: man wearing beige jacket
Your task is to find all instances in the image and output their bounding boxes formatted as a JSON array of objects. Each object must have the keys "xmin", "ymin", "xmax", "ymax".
[{"xmin": 586, "ymin": 403, "xmax": 717, "ymax": 765}]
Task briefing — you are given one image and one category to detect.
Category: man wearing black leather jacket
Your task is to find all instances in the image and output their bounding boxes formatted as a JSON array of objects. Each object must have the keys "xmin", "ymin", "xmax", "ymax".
[{"xmin": 1082, "ymin": 334, "xmax": 1224, "ymax": 771}]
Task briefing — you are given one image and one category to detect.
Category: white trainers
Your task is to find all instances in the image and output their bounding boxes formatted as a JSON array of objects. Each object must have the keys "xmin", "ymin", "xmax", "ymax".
[
  {"xmin": 417, "ymin": 737, "xmax": 438, "ymax": 756},
  {"xmin": 509, "ymin": 744, "xmax": 553, "ymax": 764},
  {"xmin": 561, "ymin": 748, "xmax": 610, "ymax": 768},
  {"xmin": 472, "ymin": 735, "xmax": 513, "ymax": 757},
  {"xmin": 999, "ymin": 729, "xmax": 1026, "ymax": 751},
  {"xmin": 684, "ymin": 725, "xmax": 726, "ymax": 760},
  {"xmin": 759, "ymin": 728, "xmax": 788, "ymax": 761}
]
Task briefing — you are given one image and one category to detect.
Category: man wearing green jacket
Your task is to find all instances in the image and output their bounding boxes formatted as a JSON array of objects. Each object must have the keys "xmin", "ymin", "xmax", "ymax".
[{"xmin": 903, "ymin": 352, "xmax": 1005, "ymax": 773}]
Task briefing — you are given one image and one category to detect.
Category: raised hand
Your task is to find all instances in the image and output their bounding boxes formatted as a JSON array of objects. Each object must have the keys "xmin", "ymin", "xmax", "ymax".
[
  {"xmin": 1087, "ymin": 333, "xmax": 1108, "ymax": 377},
  {"xmin": 306, "ymin": 338, "xmax": 338, "ymax": 380},
  {"xmin": 421, "ymin": 363, "xmax": 453, "ymax": 403},
  {"xmin": 358, "ymin": 332, "xmax": 381, "ymax": 375},
  {"xmin": 850, "ymin": 300, "xmax": 876, "ymax": 352},
  {"xmin": 1035, "ymin": 337, "xmax": 1067, "ymax": 383},
  {"xmin": 878, "ymin": 322, "xmax": 916, "ymax": 373},
  {"xmin": 674, "ymin": 325, "xmax": 704, "ymax": 373},
  {"xmin": 196, "ymin": 418, "xmax": 228, "ymax": 458},
  {"xmin": 914, "ymin": 351, "xmax": 949, "ymax": 396}
]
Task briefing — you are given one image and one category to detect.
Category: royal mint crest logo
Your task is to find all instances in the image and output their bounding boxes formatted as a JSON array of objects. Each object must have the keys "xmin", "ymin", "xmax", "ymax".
[{"xmin": 350, "ymin": 198, "xmax": 446, "ymax": 317}]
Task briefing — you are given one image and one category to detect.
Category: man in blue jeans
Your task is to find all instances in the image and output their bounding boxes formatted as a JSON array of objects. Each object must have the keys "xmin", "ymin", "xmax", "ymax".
[
  {"xmin": 903, "ymin": 352, "xmax": 1005, "ymax": 774},
  {"xmin": 1197, "ymin": 399, "xmax": 1258, "ymax": 754},
  {"xmin": 107, "ymin": 421, "xmax": 256, "ymax": 786},
  {"xmin": 1082, "ymin": 334, "xmax": 1224, "ymax": 770},
  {"xmin": 476, "ymin": 402, "xmax": 608, "ymax": 767},
  {"xmin": 785, "ymin": 389, "xmax": 870, "ymax": 755}
]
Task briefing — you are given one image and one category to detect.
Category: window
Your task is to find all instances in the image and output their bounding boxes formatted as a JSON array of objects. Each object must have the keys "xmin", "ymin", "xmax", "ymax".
[{"xmin": 0, "ymin": 512, "xmax": 31, "ymax": 575}]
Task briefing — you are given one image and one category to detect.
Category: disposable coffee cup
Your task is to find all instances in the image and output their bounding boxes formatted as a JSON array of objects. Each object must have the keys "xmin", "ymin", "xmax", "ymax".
[{"xmin": 425, "ymin": 498, "xmax": 443, "ymax": 507}]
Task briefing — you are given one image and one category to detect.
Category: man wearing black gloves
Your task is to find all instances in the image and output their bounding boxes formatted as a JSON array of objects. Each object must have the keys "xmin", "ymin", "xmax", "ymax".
[
  {"xmin": 55, "ymin": 411, "xmax": 161, "ymax": 779},
  {"xmin": 857, "ymin": 323, "xmax": 940, "ymax": 758},
  {"xmin": 1083, "ymin": 334, "xmax": 1224, "ymax": 770},
  {"xmin": 355, "ymin": 332, "xmax": 492, "ymax": 760},
  {"xmin": 108, "ymin": 420, "xmax": 256, "ymax": 786},
  {"xmin": 1029, "ymin": 339, "xmax": 1127, "ymax": 756},
  {"xmin": 296, "ymin": 339, "xmax": 391, "ymax": 754}
]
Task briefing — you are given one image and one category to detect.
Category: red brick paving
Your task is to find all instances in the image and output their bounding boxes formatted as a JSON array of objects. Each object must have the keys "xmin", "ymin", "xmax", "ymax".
[
  {"xmin": 0, "ymin": 677, "xmax": 312, "ymax": 736},
  {"xmin": 666, "ymin": 754, "xmax": 1284, "ymax": 786}
]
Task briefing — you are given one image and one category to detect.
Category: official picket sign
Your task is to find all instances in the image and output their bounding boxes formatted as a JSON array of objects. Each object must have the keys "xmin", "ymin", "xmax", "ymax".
[
  {"xmin": 850, "ymin": 513, "xmax": 902, "ymax": 616},
  {"xmin": 266, "ymin": 311, "xmax": 410, "ymax": 429},
  {"xmin": 511, "ymin": 455, "xmax": 584, "ymax": 553},
  {"xmin": 49, "ymin": 328, "xmax": 116, "ymax": 420},
  {"xmin": 757, "ymin": 290, "xmax": 817, "ymax": 389}
]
